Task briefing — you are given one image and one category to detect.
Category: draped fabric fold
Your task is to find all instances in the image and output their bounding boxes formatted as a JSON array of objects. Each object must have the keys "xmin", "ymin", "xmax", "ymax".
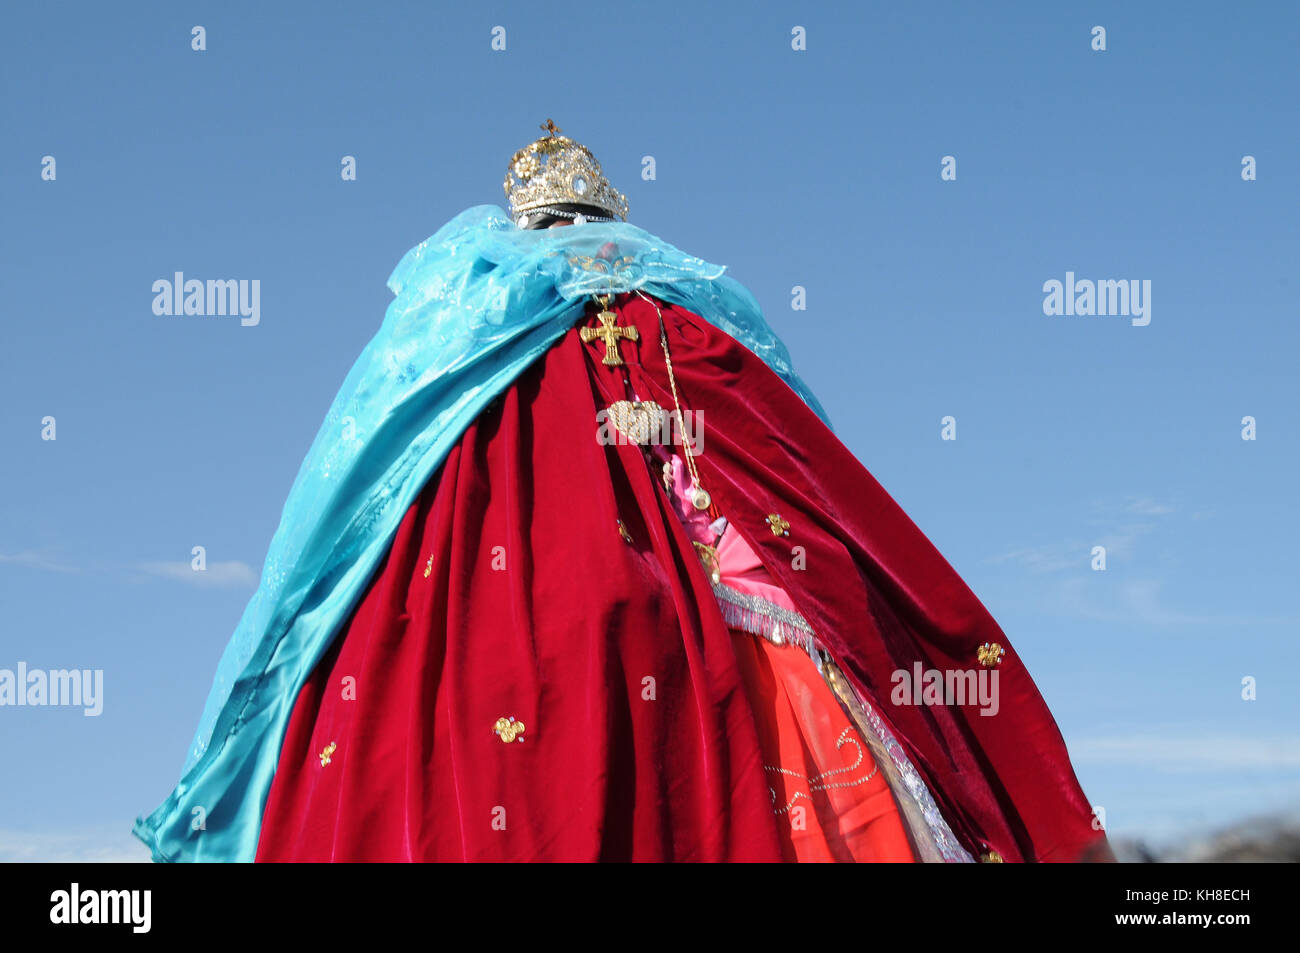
[
  {"xmin": 254, "ymin": 323, "xmax": 786, "ymax": 860},
  {"xmin": 133, "ymin": 208, "xmax": 829, "ymax": 862},
  {"xmin": 135, "ymin": 211, "xmax": 1103, "ymax": 863},
  {"xmin": 253, "ymin": 291, "xmax": 1100, "ymax": 862}
]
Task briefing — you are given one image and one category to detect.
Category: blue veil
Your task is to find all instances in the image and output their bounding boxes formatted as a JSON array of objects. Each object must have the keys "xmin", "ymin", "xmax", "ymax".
[{"xmin": 133, "ymin": 204, "xmax": 830, "ymax": 861}]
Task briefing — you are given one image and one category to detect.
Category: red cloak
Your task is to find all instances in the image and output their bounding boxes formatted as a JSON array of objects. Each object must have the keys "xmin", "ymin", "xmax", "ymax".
[{"xmin": 254, "ymin": 291, "xmax": 1106, "ymax": 862}]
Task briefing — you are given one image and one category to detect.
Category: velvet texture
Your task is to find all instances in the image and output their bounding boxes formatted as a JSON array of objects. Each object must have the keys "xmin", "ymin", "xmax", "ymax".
[
  {"xmin": 135, "ymin": 206, "xmax": 836, "ymax": 866},
  {"xmin": 255, "ymin": 292, "xmax": 1104, "ymax": 862}
]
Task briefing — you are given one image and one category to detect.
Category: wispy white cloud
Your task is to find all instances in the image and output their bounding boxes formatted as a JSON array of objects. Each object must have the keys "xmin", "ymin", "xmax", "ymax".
[
  {"xmin": 1071, "ymin": 733, "xmax": 1300, "ymax": 771},
  {"xmin": 0, "ymin": 550, "xmax": 257, "ymax": 590},
  {"xmin": 985, "ymin": 524, "xmax": 1154, "ymax": 573},
  {"xmin": 984, "ymin": 497, "xmax": 1294, "ymax": 625},
  {"xmin": 0, "ymin": 551, "xmax": 82, "ymax": 574},
  {"xmin": 1118, "ymin": 498, "xmax": 1176, "ymax": 517},
  {"xmin": 986, "ymin": 496, "xmax": 1176, "ymax": 574},
  {"xmin": 0, "ymin": 828, "xmax": 151, "ymax": 863},
  {"xmin": 1051, "ymin": 575, "xmax": 1296, "ymax": 627},
  {"xmin": 984, "ymin": 545, "xmax": 1078, "ymax": 573},
  {"xmin": 135, "ymin": 560, "xmax": 258, "ymax": 588},
  {"xmin": 1087, "ymin": 497, "xmax": 1179, "ymax": 519}
]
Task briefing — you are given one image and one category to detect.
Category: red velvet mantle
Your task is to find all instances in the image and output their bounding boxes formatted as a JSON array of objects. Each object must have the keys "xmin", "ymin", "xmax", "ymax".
[{"xmin": 255, "ymin": 292, "xmax": 1105, "ymax": 862}]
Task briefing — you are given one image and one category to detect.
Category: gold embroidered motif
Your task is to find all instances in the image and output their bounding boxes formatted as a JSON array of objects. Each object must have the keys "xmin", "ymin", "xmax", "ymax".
[
  {"xmin": 423, "ymin": 553, "xmax": 434, "ymax": 579},
  {"xmin": 319, "ymin": 741, "xmax": 337, "ymax": 767},
  {"xmin": 977, "ymin": 642, "xmax": 1005, "ymax": 668},
  {"xmin": 981, "ymin": 849, "xmax": 1004, "ymax": 863},
  {"xmin": 493, "ymin": 716, "xmax": 526, "ymax": 743},
  {"xmin": 765, "ymin": 727, "xmax": 877, "ymax": 815},
  {"xmin": 617, "ymin": 519, "xmax": 633, "ymax": 544},
  {"xmin": 765, "ymin": 513, "xmax": 790, "ymax": 537},
  {"xmin": 566, "ymin": 254, "xmax": 638, "ymax": 276},
  {"xmin": 579, "ymin": 299, "xmax": 639, "ymax": 366}
]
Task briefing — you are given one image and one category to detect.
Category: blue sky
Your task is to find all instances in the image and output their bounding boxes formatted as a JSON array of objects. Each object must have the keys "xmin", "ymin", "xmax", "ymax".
[{"xmin": 1, "ymin": 1, "xmax": 1296, "ymax": 860}]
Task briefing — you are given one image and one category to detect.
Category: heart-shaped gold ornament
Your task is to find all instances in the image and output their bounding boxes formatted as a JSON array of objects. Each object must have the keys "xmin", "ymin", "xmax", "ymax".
[{"xmin": 606, "ymin": 400, "xmax": 666, "ymax": 446}]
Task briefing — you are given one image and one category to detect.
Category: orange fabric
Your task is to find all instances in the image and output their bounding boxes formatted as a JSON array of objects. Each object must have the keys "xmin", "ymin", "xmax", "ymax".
[
  {"xmin": 730, "ymin": 630, "xmax": 916, "ymax": 862},
  {"xmin": 701, "ymin": 494, "xmax": 915, "ymax": 861},
  {"xmin": 660, "ymin": 447, "xmax": 915, "ymax": 861}
]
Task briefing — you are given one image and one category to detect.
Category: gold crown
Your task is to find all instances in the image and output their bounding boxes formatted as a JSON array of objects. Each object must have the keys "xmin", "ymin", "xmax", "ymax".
[{"xmin": 504, "ymin": 119, "xmax": 629, "ymax": 223}]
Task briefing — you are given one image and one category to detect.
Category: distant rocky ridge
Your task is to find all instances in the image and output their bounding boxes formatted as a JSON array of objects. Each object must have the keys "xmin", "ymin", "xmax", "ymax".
[{"xmin": 1113, "ymin": 814, "xmax": 1300, "ymax": 863}]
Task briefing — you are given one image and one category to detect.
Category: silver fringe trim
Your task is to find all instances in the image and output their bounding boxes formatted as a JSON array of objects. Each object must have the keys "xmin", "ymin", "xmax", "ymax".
[
  {"xmin": 711, "ymin": 581, "xmax": 817, "ymax": 652},
  {"xmin": 710, "ymin": 579, "xmax": 973, "ymax": 862}
]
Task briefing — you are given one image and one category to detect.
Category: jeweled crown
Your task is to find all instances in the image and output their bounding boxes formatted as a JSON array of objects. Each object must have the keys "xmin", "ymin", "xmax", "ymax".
[{"xmin": 504, "ymin": 119, "xmax": 629, "ymax": 223}]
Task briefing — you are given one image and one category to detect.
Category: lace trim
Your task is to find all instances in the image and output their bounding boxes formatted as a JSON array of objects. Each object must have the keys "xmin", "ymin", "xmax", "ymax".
[{"xmin": 707, "ymin": 570, "xmax": 973, "ymax": 861}]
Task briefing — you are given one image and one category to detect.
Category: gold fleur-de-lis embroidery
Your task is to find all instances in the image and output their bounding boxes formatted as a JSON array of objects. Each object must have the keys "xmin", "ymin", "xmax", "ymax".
[
  {"xmin": 319, "ymin": 741, "xmax": 337, "ymax": 767},
  {"xmin": 493, "ymin": 716, "xmax": 526, "ymax": 743},
  {"xmin": 423, "ymin": 553, "xmax": 434, "ymax": 578},
  {"xmin": 766, "ymin": 513, "xmax": 790, "ymax": 537},
  {"xmin": 981, "ymin": 849, "xmax": 1004, "ymax": 863},
  {"xmin": 977, "ymin": 642, "xmax": 1005, "ymax": 668}
]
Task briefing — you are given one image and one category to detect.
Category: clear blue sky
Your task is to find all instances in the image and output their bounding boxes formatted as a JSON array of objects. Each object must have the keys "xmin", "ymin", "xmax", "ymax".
[{"xmin": 1, "ymin": 1, "xmax": 1296, "ymax": 860}]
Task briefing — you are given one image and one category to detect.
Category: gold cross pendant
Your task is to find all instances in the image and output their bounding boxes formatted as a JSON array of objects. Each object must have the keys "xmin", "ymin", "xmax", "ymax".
[{"xmin": 579, "ymin": 296, "xmax": 639, "ymax": 366}]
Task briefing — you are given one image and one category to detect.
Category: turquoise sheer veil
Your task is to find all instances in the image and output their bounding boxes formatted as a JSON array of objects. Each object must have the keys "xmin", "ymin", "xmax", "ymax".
[{"xmin": 137, "ymin": 204, "xmax": 830, "ymax": 861}]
